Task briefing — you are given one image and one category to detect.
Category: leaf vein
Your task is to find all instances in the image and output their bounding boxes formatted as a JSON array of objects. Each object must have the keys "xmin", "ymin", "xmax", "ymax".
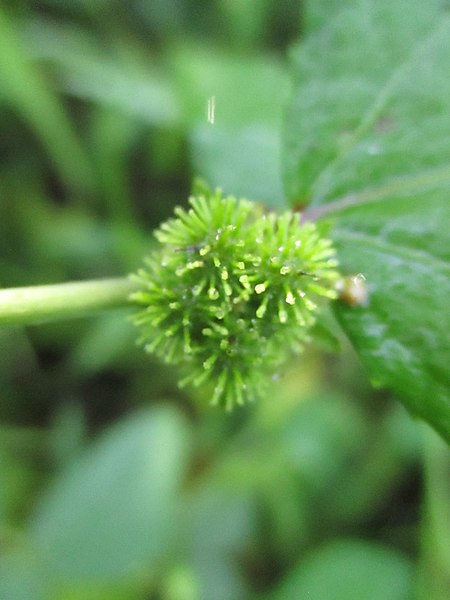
[
  {"xmin": 310, "ymin": 16, "xmax": 450, "ymax": 200},
  {"xmin": 333, "ymin": 228, "xmax": 450, "ymax": 272}
]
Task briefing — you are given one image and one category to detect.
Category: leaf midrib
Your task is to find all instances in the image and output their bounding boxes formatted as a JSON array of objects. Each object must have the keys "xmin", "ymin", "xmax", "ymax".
[
  {"xmin": 303, "ymin": 164, "xmax": 450, "ymax": 221},
  {"xmin": 333, "ymin": 228, "xmax": 450, "ymax": 272}
]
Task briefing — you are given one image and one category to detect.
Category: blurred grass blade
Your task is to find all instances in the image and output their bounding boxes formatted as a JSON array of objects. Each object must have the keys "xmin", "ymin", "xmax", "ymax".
[
  {"xmin": 418, "ymin": 426, "xmax": 450, "ymax": 599},
  {"xmin": 0, "ymin": 8, "xmax": 93, "ymax": 191},
  {"xmin": 88, "ymin": 107, "xmax": 138, "ymax": 224},
  {"xmin": 24, "ymin": 17, "xmax": 180, "ymax": 126}
]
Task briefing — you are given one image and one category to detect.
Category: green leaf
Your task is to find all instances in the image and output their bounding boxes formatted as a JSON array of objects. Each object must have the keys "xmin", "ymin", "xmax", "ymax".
[
  {"xmin": 269, "ymin": 539, "xmax": 413, "ymax": 600},
  {"xmin": 28, "ymin": 408, "xmax": 190, "ymax": 584},
  {"xmin": 284, "ymin": 0, "xmax": 450, "ymax": 204},
  {"xmin": 284, "ymin": 0, "xmax": 450, "ymax": 442},
  {"xmin": 332, "ymin": 193, "xmax": 450, "ymax": 443}
]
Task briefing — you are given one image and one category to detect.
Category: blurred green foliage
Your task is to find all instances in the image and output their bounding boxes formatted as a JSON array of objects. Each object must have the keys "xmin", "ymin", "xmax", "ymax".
[{"xmin": 0, "ymin": 1, "xmax": 449, "ymax": 599}]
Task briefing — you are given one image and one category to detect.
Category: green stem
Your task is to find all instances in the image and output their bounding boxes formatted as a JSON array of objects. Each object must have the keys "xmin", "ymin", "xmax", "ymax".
[
  {"xmin": 0, "ymin": 278, "xmax": 138, "ymax": 327},
  {"xmin": 418, "ymin": 426, "xmax": 450, "ymax": 599}
]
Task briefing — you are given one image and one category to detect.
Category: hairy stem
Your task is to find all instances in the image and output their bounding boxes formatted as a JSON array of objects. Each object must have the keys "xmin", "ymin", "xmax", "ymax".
[{"xmin": 0, "ymin": 278, "xmax": 137, "ymax": 327}]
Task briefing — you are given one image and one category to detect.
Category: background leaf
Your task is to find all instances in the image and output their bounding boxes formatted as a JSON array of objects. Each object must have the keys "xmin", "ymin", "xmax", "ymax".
[
  {"xmin": 28, "ymin": 407, "xmax": 190, "ymax": 584},
  {"xmin": 0, "ymin": 8, "xmax": 93, "ymax": 193},
  {"xmin": 284, "ymin": 0, "xmax": 450, "ymax": 442},
  {"xmin": 167, "ymin": 44, "xmax": 290, "ymax": 209},
  {"xmin": 269, "ymin": 539, "xmax": 413, "ymax": 600}
]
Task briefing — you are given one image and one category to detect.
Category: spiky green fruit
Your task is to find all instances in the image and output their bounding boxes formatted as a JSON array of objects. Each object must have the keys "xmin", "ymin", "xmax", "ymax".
[{"xmin": 130, "ymin": 188, "xmax": 339, "ymax": 410}]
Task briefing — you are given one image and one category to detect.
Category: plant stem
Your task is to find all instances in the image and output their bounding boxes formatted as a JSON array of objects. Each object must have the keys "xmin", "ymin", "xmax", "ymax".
[
  {"xmin": 0, "ymin": 278, "xmax": 138, "ymax": 327},
  {"xmin": 418, "ymin": 426, "xmax": 450, "ymax": 600}
]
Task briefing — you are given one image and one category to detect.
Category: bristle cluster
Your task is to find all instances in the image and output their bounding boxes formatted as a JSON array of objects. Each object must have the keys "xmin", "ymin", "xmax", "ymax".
[{"xmin": 130, "ymin": 188, "xmax": 339, "ymax": 409}]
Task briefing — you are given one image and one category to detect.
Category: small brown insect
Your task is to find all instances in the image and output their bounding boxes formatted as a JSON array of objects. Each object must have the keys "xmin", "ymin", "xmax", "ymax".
[{"xmin": 336, "ymin": 273, "xmax": 368, "ymax": 306}]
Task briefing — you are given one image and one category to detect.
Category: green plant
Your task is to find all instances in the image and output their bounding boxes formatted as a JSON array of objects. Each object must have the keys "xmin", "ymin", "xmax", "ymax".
[
  {"xmin": 0, "ymin": 184, "xmax": 340, "ymax": 410},
  {"xmin": 0, "ymin": 1, "xmax": 448, "ymax": 438},
  {"xmin": 130, "ymin": 185, "xmax": 339, "ymax": 409},
  {"xmin": 1, "ymin": 1, "xmax": 450, "ymax": 598}
]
